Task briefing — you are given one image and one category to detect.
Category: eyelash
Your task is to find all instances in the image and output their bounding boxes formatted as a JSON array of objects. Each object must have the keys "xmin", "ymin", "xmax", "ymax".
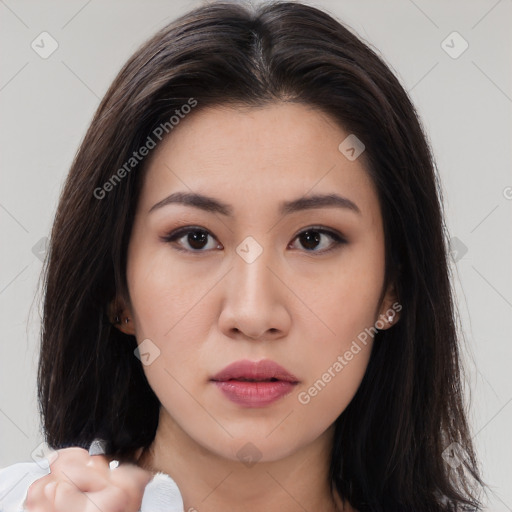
[{"xmin": 160, "ymin": 225, "xmax": 347, "ymax": 254}]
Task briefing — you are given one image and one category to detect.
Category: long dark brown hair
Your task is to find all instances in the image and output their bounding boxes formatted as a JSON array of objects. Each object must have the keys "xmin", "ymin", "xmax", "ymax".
[{"xmin": 37, "ymin": 1, "xmax": 485, "ymax": 510}]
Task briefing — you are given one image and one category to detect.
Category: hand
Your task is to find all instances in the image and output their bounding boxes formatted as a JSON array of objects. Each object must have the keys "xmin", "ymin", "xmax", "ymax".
[{"xmin": 24, "ymin": 447, "xmax": 153, "ymax": 512}]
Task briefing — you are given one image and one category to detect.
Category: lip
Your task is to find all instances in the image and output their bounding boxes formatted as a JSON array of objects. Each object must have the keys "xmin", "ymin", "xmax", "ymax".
[{"xmin": 211, "ymin": 359, "xmax": 299, "ymax": 408}]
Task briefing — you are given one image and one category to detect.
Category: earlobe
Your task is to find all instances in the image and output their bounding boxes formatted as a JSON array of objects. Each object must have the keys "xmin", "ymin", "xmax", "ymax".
[
  {"xmin": 116, "ymin": 315, "xmax": 136, "ymax": 336},
  {"xmin": 107, "ymin": 297, "xmax": 136, "ymax": 336},
  {"xmin": 377, "ymin": 304, "xmax": 400, "ymax": 330},
  {"xmin": 379, "ymin": 282, "xmax": 401, "ymax": 330},
  {"xmin": 383, "ymin": 304, "xmax": 400, "ymax": 328}
]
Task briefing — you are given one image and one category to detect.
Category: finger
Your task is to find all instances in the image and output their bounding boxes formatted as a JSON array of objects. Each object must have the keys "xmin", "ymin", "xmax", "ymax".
[
  {"xmin": 24, "ymin": 474, "xmax": 53, "ymax": 509},
  {"xmin": 85, "ymin": 454, "xmax": 112, "ymax": 477},
  {"xmin": 59, "ymin": 464, "xmax": 110, "ymax": 494},
  {"xmin": 23, "ymin": 481, "xmax": 56, "ymax": 511},
  {"xmin": 82, "ymin": 485, "xmax": 134, "ymax": 512},
  {"xmin": 52, "ymin": 480, "xmax": 93, "ymax": 512},
  {"xmin": 43, "ymin": 480, "xmax": 57, "ymax": 501},
  {"xmin": 36, "ymin": 477, "xmax": 125, "ymax": 512},
  {"xmin": 49, "ymin": 452, "xmax": 110, "ymax": 482},
  {"xmin": 48, "ymin": 447, "xmax": 90, "ymax": 470}
]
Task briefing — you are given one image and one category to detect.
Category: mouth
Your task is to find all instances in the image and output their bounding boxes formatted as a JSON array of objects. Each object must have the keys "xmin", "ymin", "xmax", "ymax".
[
  {"xmin": 220, "ymin": 377, "xmax": 281, "ymax": 382},
  {"xmin": 210, "ymin": 359, "xmax": 299, "ymax": 407},
  {"xmin": 211, "ymin": 358, "xmax": 299, "ymax": 383}
]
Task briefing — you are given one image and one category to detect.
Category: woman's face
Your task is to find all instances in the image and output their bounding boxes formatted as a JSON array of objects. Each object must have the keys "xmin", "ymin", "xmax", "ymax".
[{"xmin": 121, "ymin": 102, "xmax": 397, "ymax": 463}]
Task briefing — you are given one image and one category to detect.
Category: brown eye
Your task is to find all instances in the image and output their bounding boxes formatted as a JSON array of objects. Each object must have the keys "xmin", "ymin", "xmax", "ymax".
[
  {"xmin": 162, "ymin": 227, "xmax": 221, "ymax": 252},
  {"xmin": 299, "ymin": 230, "xmax": 322, "ymax": 250},
  {"xmin": 186, "ymin": 230, "xmax": 209, "ymax": 250},
  {"xmin": 290, "ymin": 227, "xmax": 346, "ymax": 253},
  {"xmin": 162, "ymin": 225, "xmax": 345, "ymax": 254}
]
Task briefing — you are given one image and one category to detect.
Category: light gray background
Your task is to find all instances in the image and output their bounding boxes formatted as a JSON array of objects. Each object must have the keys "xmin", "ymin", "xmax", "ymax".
[{"xmin": 1, "ymin": 0, "xmax": 511, "ymax": 509}]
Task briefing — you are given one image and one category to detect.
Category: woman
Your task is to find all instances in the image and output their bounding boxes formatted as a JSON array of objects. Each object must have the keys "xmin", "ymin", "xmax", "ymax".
[{"xmin": 0, "ymin": 1, "xmax": 485, "ymax": 511}]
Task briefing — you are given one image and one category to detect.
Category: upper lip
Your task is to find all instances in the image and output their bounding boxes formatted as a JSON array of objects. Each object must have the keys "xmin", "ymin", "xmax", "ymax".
[{"xmin": 211, "ymin": 359, "xmax": 299, "ymax": 383}]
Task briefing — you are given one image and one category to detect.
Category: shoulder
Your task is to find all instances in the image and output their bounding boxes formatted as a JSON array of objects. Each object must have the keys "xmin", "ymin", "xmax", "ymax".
[{"xmin": 0, "ymin": 461, "xmax": 50, "ymax": 511}]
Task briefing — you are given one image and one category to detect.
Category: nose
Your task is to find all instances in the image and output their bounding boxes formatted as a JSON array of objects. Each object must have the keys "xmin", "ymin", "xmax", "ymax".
[{"xmin": 218, "ymin": 245, "xmax": 291, "ymax": 341}]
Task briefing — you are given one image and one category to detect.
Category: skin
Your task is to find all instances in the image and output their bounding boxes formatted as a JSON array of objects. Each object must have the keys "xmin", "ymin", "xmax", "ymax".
[
  {"xmin": 112, "ymin": 102, "xmax": 399, "ymax": 512},
  {"xmin": 24, "ymin": 448, "xmax": 151, "ymax": 512}
]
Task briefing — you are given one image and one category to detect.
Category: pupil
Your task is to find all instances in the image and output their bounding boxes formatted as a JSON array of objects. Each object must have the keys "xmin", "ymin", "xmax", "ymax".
[
  {"xmin": 301, "ymin": 230, "xmax": 320, "ymax": 250},
  {"xmin": 188, "ymin": 231, "xmax": 207, "ymax": 249}
]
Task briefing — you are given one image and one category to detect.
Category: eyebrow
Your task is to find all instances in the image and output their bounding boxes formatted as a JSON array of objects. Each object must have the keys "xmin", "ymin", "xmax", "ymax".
[{"xmin": 148, "ymin": 191, "xmax": 361, "ymax": 216}]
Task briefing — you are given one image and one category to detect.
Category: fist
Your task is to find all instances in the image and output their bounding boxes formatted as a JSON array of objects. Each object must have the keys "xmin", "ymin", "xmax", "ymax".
[{"xmin": 24, "ymin": 447, "xmax": 153, "ymax": 512}]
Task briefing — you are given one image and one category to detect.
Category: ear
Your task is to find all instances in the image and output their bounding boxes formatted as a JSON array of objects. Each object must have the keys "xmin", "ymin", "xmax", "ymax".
[
  {"xmin": 377, "ymin": 280, "xmax": 402, "ymax": 330},
  {"xmin": 107, "ymin": 295, "xmax": 136, "ymax": 336}
]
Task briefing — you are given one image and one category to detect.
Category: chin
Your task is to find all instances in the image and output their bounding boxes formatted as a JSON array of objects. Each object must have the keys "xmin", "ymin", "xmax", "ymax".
[{"xmin": 198, "ymin": 427, "xmax": 317, "ymax": 465}]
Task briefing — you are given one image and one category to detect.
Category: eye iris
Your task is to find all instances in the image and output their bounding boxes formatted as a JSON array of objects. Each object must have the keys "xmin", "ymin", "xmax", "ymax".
[
  {"xmin": 300, "ymin": 230, "xmax": 321, "ymax": 250},
  {"xmin": 188, "ymin": 231, "xmax": 208, "ymax": 250}
]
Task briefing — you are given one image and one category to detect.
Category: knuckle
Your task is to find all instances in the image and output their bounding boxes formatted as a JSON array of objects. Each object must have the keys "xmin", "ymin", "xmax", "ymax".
[
  {"xmin": 49, "ymin": 450, "xmax": 99, "ymax": 479},
  {"xmin": 54, "ymin": 447, "xmax": 90, "ymax": 463},
  {"xmin": 86, "ymin": 454, "xmax": 109, "ymax": 471},
  {"xmin": 25, "ymin": 476, "xmax": 48, "ymax": 503}
]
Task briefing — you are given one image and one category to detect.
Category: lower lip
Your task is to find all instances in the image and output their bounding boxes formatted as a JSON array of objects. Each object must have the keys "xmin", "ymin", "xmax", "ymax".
[{"xmin": 212, "ymin": 380, "xmax": 297, "ymax": 407}]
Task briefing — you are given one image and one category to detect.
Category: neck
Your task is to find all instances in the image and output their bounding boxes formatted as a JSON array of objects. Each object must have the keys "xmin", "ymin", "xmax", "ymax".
[{"xmin": 137, "ymin": 411, "xmax": 352, "ymax": 512}]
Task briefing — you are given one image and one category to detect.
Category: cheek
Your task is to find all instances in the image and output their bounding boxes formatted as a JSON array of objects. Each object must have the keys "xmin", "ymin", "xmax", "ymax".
[
  {"xmin": 292, "ymin": 245, "xmax": 383, "ymax": 420},
  {"xmin": 294, "ymin": 292, "xmax": 375, "ymax": 435},
  {"xmin": 127, "ymin": 244, "xmax": 213, "ymax": 339},
  {"xmin": 293, "ymin": 343, "xmax": 372, "ymax": 447},
  {"xmin": 301, "ymin": 247, "xmax": 385, "ymax": 343},
  {"xmin": 126, "ymin": 245, "xmax": 217, "ymax": 392}
]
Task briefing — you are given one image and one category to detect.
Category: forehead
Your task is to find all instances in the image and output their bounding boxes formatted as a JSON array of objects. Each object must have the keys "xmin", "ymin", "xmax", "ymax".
[{"xmin": 139, "ymin": 103, "xmax": 379, "ymax": 219}]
